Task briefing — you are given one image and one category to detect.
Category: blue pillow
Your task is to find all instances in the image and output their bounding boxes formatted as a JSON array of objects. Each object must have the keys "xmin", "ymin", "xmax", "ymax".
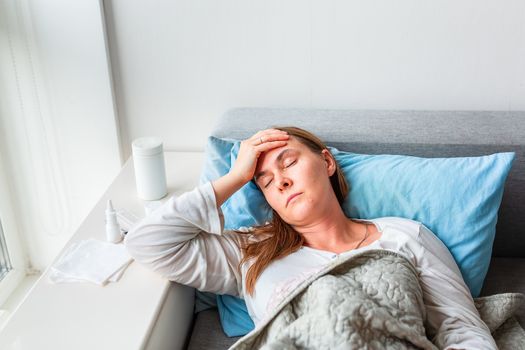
[
  {"xmin": 199, "ymin": 135, "xmax": 515, "ymax": 336},
  {"xmin": 216, "ymin": 294, "xmax": 255, "ymax": 337},
  {"xmin": 332, "ymin": 148, "xmax": 514, "ymax": 297}
]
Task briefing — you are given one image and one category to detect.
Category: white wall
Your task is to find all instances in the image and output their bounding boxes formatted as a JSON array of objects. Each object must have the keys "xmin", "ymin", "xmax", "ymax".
[
  {"xmin": 105, "ymin": 0, "xmax": 525, "ymax": 160},
  {"xmin": 0, "ymin": 0, "xmax": 121, "ymax": 271},
  {"xmin": 1, "ymin": 0, "xmax": 522, "ymax": 271}
]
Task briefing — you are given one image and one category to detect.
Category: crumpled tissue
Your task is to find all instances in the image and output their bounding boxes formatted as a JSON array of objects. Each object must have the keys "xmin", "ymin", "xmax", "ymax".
[{"xmin": 49, "ymin": 239, "xmax": 133, "ymax": 286}]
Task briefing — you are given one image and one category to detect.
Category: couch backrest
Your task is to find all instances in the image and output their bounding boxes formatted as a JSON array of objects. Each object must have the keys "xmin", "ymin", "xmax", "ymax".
[{"xmin": 211, "ymin": 108, "xmax": 525, "ymax": 258}]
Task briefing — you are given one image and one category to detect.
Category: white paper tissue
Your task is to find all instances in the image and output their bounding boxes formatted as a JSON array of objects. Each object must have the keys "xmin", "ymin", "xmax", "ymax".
[{"xmin": 49, "ymin": 239, "xmax": 133, "ymax": 286}]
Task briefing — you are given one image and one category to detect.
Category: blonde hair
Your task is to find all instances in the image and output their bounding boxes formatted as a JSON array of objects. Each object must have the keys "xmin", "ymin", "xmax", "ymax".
[{"xmin": 236, "ymin": 126, "xmax": 349, "ymax": 296}]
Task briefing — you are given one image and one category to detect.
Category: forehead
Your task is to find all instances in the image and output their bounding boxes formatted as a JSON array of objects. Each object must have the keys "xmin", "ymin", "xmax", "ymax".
[{"xmin": 255, "ymin": 137, "xmax": 309, "ymax": 173}]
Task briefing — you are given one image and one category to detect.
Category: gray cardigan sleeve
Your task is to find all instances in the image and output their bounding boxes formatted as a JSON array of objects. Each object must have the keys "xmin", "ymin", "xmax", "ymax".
[{"xmin": 123, "ymin": 181, "xmax": 248, "ymax": 297}]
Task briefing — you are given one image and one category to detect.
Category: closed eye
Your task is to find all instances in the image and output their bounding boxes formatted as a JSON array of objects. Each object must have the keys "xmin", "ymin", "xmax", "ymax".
[
  {"xmin": 264, "ymin": 160, "xmax": 296, "ymax": 188},
  {"xmin": 285, "ymin": 160, "xmax": 297, "ymax": 168}
]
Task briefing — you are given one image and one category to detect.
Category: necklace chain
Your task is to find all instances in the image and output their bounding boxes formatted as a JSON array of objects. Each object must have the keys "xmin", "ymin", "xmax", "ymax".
[{"xmin": 354, "ymin": 223, "xmax": 369, "ymax": 250}]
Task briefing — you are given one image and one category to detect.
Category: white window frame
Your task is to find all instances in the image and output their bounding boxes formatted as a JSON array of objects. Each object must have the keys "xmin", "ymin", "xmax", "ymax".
[
  {"xmin": 0, "ymin": 0, "xmax": 121, "ymax": 302},
  {"xmin": 0, "ymin": 149, "xmax": 28, "ymax": 308}
]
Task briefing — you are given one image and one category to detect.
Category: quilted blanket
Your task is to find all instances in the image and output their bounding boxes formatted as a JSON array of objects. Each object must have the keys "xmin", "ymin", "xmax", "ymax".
[{"xmin": 229, "ymin": 250, "xmax": 525, "ymax": 350}]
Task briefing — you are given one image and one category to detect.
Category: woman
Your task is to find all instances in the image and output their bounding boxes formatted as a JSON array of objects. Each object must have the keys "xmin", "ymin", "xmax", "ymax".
[{"xmin": 124, "ymin": 127, "xmax": 497, "ymax": 349}]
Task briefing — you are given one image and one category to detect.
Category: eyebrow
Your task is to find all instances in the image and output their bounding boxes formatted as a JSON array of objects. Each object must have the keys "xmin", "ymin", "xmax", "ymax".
[{"xmin": 254, "ymin": 149, "xmax": 296, "ymax": 182}]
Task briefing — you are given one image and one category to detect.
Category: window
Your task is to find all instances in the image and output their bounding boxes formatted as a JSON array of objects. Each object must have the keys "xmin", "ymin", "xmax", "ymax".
[
  {"xmin": 0, "ymin": 153, "xmax": 27, "ymax": 307},
  {"xmin": 0, "ymin": 218, "xmax": 13, "ymax": 282}
]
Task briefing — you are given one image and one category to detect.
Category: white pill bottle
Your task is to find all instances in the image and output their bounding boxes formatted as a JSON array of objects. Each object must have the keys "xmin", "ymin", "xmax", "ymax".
[{"xmin": 132, "ymin": 137, "xmax": 168, "ymax": 200}]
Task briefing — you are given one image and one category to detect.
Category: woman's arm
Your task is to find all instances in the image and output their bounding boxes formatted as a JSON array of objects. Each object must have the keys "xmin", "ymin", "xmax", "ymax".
[
  {"xmin": 416, "ymin": 224, "xmax": 497, "ymax": 350},
  {"xmin": 124, "ymin": 181, "xmax": 246, "ymax": 296},
  {"xmin": 124, "ymin": 128, "xmax": 289, "ymax": 296}
]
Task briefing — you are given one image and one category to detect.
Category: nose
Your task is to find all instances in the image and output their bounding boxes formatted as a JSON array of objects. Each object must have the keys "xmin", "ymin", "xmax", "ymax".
[{"xmin": 274, "ymin": 174, "xmax": 292, "ymax": 191}]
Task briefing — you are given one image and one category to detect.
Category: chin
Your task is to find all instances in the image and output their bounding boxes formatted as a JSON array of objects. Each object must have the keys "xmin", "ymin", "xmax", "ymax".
[{"xmin": 285, "ymin": 205, "xmax": 314, "ymax": 224}]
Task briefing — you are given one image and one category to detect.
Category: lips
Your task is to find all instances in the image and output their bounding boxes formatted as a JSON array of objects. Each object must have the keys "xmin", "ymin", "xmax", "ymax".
[{"xmin": 286, "ymin": 192, "xmax": 303, "ymax": 207}]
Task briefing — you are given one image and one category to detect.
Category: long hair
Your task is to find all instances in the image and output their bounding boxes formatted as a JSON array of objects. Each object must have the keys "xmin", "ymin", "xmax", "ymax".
[{"xmin": 236, "ymin": 126, "xmax": 349, "ymax": 296}]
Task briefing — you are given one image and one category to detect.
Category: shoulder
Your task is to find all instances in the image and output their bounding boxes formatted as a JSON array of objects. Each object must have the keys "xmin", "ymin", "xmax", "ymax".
[
  {"xmin": 372, "ymin": 217, "xmax": 445, "ymax": 253},
  {"xmin": 371, "ymin": 216, "xmax": 423, "ymax": 240}
]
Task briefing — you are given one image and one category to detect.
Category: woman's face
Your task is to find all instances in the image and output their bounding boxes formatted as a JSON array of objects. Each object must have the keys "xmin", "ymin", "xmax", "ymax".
[{"xmin": 254, "ymin": 136, "xmax": 337, "ymax": 226}]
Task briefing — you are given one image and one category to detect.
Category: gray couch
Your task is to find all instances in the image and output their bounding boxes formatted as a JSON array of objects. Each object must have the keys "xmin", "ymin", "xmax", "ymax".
[{"xmin": 183, "ymin": 108, "xmax": 525, "ymax": 349}]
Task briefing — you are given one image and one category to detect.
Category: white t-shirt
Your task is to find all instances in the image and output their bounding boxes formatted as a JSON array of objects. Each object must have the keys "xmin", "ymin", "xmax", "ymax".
[{"xmin": 124, "ymin": 182, "xmax": 497, "ymax": 350}]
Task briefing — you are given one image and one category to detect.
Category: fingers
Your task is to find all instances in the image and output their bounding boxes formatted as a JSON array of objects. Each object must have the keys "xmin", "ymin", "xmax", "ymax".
[
  {"xmin": 250, "ymin": 129, "xmax": 289, "ymax": 147},
  {"xmin": 231, "ymin": 129, "xmax": 289, "ymax": 183}
]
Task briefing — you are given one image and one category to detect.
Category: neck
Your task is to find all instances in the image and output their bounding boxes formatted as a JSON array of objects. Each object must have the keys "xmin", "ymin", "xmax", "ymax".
[{"xmin": 293, "ymin": 207, "xmax": 364, "ymax": 252}]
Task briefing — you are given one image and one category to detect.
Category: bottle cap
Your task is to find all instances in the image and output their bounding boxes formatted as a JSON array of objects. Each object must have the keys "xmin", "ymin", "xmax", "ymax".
[
  {"xmin": 132, "ymin": 137, "xmax": 163, "ymax": 156},
  {"xmin": 106, "ymin": 199, "xmax": 122, "ymax": 243},
  {"xmin": 106, "ymin": 199, "xmax": 115, "ymax": 213}
]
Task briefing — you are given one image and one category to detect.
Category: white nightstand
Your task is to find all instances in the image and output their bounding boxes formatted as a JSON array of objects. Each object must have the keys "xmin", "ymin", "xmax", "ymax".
[{"xmin": 0, "ymin": 151, "xmax": 204, "ymax": 350}]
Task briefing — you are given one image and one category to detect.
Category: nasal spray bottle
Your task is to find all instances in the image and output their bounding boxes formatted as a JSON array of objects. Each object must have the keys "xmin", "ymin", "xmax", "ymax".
[{"xmin": 106, "ymin": 200, "xmax": 123, "ymax": 243}]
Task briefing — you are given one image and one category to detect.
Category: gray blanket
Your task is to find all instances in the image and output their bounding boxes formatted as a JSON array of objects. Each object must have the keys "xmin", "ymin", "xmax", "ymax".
[{"xmin": 229, "ymin": 250, "xmax": 525, "ymax": 349}]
